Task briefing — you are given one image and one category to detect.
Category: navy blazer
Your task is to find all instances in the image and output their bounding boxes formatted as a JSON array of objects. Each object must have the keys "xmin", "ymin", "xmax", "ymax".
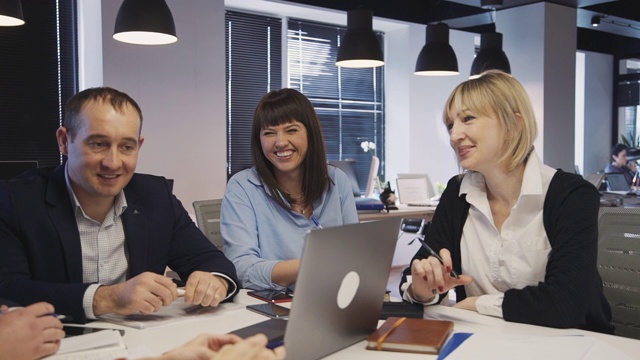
[{"xmin": 0, "ymin": 165, "xmax": 238, "ymax": 323}]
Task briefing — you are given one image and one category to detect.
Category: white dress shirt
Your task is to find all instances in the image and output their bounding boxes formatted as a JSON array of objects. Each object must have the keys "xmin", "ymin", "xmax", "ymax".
[{"xmin": 461, "ymin": 152, "xmax": 557, "ymax": 317}]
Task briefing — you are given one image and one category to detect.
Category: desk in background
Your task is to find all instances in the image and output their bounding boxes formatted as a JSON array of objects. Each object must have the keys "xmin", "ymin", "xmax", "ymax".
[
  {"xmin": 82, "ymin": 290, "xmax": 638, "ymax": 359},
  {"xmin": 358, "ymin": 204, "xmax": 435, "ymax": 222}
]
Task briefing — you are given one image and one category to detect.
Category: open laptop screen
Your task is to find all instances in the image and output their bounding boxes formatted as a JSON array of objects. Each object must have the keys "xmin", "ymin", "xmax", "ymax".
[{"xmin": 606, "ymin": 173, "xmax": 630, "ymax": 191}]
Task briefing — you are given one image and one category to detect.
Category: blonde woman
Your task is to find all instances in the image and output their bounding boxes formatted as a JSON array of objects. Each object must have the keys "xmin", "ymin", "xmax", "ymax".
[{"xmin": 400, "ymin": 71, "xmax": 613, "ymax": 334}]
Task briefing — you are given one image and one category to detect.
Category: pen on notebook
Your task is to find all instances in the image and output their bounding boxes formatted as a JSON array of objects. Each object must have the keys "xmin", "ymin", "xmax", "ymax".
[
  {"xmin": 417, "ymin": 238, "xmax": 459, "ymax": 279},
  {"xmin": 311, "ymin": 216, "xmax": 323, "ymax": 229}
]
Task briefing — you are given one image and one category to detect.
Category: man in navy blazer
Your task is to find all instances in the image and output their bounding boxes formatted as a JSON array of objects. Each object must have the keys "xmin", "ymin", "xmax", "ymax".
[{"xmin": 0, "ymin": 87, "xmax": 238, "ymax": 323}]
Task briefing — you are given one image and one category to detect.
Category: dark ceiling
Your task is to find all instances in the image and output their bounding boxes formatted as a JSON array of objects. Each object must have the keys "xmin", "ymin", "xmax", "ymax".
[{"xmin": 283, "ymin": 0, "xmax": 640, "ymax": 57}]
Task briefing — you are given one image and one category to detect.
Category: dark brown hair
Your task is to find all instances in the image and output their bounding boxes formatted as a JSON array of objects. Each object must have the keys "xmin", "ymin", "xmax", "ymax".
[{"xmin": 251, "ymin": 88, "xmax": 330, "ymax": 210}]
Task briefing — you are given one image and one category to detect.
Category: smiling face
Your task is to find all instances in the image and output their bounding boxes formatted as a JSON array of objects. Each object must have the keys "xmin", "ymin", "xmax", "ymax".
[
  {"xmin": 56, "ymin": 99, "xmax": 144, "ymax": 208},
  {"xmin": 446, "ymin": 107, "xmax": 507, "ymax": 174},
  {"xmin": 260, "ymin": 120, "xmax": 308, "ymax": 179}
]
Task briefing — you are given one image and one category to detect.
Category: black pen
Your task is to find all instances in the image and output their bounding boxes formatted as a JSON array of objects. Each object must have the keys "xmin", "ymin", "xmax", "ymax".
[{"xmin": 417, "ymin": 238, "xmax": 459, "ymax": 279}]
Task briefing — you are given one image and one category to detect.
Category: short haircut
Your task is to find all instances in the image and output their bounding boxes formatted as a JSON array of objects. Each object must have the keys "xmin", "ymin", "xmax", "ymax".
[
  {"xmin": 251, "ymin": 88, "xmax": 330, "ymax": 210},
  {"xmin": 443, "ymin": 70, "xmax": 537, "ymax": 172},
  {"xmin": 610, "ymin": 143, "xmax": 627, "ymax": 158},
  {"xmin": 63, "ymin": 87, "xmax": 143, "ymax": 139}
]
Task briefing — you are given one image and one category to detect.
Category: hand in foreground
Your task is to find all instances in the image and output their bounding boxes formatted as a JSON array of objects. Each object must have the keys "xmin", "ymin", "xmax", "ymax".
[
  {"xmin": 409, "ymin": 248, "xmax": 473, "ymax": 303},
  {"xmin": 93, "ymin": 272, "xmax": 179, "ymax": 316},
  {"xmin": 183, "ymin": 271, "xmax": 229, "ymax": 307},
  {"xmin": 148, "ymin": 333, "xmax": 285, "ymax": 360},
  {"xmin": 0, "ymin": 302, "xmax": 65, "ymax": 360}
]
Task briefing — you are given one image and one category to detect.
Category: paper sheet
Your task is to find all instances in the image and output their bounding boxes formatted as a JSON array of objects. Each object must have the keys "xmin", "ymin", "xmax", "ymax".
[
  {"xmin": 98, "ymin": 299, "xmax": 244, "ymax": 329},
  {"xmin": 45, "ymin": 330, "xmax": 127, "ymax": 359}
]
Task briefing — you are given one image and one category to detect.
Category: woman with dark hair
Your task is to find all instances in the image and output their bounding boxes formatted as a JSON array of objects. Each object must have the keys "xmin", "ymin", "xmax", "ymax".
[
  {"xmin": 400, "ymin": 71, "xmax": 613, "ymax": 334},
  {"xmin": 221, "ymin": 88, "xmax": 358, "ymax": 291}
]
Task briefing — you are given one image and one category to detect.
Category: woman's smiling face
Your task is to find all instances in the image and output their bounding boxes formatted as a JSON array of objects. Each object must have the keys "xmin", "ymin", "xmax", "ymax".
[{"xmin": 260, "ymin": 119, "xmax": 308, "ymax": 178}]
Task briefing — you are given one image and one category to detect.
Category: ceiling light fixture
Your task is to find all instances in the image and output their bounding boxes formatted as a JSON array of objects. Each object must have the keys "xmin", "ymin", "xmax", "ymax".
[
  {"xmin": 591, "ymin": 15, "xmax": 601, "ymax": 27},
  {"xmin": 113, "ymin": 0, "xmax": 177, "ymax": 45},
  {"xmin": 0, "ymin": 0, "xmax": 25, "ymax": 26},
  {"xmin": 470, "ymin": 31, "xmax": 511, "ymax": 78},
  {"xmin": 336, "ymin": 8, "xmax": 384, "ymax": 68},
  {"xmin": 414, "ymin": 23, "xmax": 459, "ymax": 76}
]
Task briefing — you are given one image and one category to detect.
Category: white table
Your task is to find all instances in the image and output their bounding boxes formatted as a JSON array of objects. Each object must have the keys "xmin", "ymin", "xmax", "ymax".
[{"xmin": 84, "ymin": 290, "xmax": 639, "ymax": 359}]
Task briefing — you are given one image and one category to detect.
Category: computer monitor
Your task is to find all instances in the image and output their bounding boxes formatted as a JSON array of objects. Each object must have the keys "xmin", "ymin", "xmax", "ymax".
[
  {"xmin": 396, "ymin": 173, "xmax": 436, "ymax": 199},
  {"xmin": 328, "ymin": 159, "xmax": 361, "ymax": 198},
  {"xmin": 0, "ymin": 161, "xmax": 39, "ymax": 180}
]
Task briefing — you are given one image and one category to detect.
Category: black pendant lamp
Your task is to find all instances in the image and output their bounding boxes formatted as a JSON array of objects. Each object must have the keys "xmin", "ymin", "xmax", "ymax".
[
  {"xmin": 414, "ymin": 23, "xmax": 459, "ymax": 76},
  {"xmin": 469, "ymin": 31, "xmax": 510, "ymax": 78},
  {"xmin": 336, "ymin": 8, "xmax": 384, "ymax": 68},
  {"xmin": 113, "ymin": 0, "xmax": 177, "ymax": 45},
  {"xmin": 0, "ymin": 0, "xmax": 24, "ymax": 26}
]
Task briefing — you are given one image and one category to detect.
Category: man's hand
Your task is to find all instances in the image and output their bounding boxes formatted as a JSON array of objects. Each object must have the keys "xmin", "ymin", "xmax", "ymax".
[
  {"xmin": 184, "ymin": 271, "xmax": 229, "ymax": 307},
  {"xmin": 93, "ymin": 272, "xmax": 178, "ymax": 316},
  {"xmin": 0, "ymin": 302, "xmax": 65, "ymax": 360}
]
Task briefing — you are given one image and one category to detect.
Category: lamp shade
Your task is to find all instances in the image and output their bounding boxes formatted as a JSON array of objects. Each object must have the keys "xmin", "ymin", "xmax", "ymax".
[
  {"xmin": 0, "ymin": 0, "xmax": 24, "ymax": 26},
  {"xmin": 414, "ymin": 23, "xmax": 459, "ymax": 76},
  {"xmin": 113, "ymin": 0, "xmax": 177, "ymax": 45},
  {"xmin": 336, "ymin": 8, "xmax": 384, "ymax": 68},
  {"xmin": 470, "ymin": 32, "xmax": 510, "ymax": 78}
]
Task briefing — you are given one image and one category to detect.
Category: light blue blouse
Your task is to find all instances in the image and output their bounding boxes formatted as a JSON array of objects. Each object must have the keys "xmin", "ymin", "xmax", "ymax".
[{"xmin": 221, "ymin": 166, "xmax": 359, "ymax": 291}]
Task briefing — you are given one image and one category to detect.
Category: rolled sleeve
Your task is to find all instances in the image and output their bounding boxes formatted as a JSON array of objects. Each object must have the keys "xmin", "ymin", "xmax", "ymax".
[{"xmin": 476, "ymin": 294, "xmax": 504, "ymax": 318}]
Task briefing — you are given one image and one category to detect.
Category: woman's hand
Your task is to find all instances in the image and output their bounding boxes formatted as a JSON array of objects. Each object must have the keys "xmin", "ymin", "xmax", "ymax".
[
  {"xmin": 409, "ymin": 248, "xmax": 473, "ymax": 302},
  {"xmin": 452, "ymin": 296, "xmax": 479, "ymax": 311}
]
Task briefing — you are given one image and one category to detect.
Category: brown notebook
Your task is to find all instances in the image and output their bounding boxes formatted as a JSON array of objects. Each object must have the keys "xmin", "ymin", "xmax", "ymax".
[{"xmin": 366, "ymin": 316, "xmax": 454, "ymax": 354}]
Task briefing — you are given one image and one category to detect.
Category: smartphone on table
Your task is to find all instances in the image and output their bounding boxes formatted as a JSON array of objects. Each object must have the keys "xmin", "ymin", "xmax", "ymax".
[
  {"xmin": 246, "ymin": 303, "xmax": 290, "ymax": 319},
  {"xmin": 247, "ymin": 289, "xmax": 293, "ymax": 303}
]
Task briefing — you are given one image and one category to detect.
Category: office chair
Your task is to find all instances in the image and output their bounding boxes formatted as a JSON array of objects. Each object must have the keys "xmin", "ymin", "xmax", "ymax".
[
  {"xmin": 192, "ymin": 199, "xmax": 223, "ymax": 250},
  {"xmin": 597, "ymin": 207, "xmax": 640, "ymax": 339}
]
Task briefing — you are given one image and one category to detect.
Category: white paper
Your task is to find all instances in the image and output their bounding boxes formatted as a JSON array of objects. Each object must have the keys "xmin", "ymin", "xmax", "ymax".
[
  {"xmin": 98, "ymin": 299, "xmax": 244, "ymax": 329},
  {"xmin": 45, "ymin": 330, "xmax": 127, "ymax": 360}
]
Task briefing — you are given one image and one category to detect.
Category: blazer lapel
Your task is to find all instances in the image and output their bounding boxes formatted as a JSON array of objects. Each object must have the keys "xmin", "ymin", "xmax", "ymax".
[
  {"xmin": 45, "ymin": 166, "xmax": 83, "ymax": 283},
  {"xmin": 122, "ymin": 188, "xmax": 148, "ymax": 277}
]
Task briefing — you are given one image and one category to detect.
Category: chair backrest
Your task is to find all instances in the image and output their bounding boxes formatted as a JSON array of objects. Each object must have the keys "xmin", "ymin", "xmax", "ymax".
[
  {"xmin": 192, "ymin": 199, "xmax": 223, "ymax": 250},
  {"xmin": 597, "ymin": 207, "xmax": 640, "ymax": 339}
]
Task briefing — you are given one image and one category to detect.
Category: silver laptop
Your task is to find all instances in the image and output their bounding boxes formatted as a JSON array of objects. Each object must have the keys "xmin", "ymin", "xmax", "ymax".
[
  {"xmin": 585, "ymin": 173, "xmax": 605, "ymax": 190},
  {"xmin": 231, "ymin": 218, "xmax": 402, "ymax": 359},
  {"xmin": 396, "ymin": 177, "xmax": 435, "ymax": 206}
]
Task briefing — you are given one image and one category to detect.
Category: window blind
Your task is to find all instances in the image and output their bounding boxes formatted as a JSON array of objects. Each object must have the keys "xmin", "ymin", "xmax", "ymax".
[
  {"xmin": 225, "ymin": 10, "xmax": 282, "ymax": 176},
  {"xmin": 287, "ymin": 18, "xmax": 385, "ymax": 192},
  {"xmin": 225, "ymin": 11, "xmax": 385, "ymax": 193},
  {"xmin": 0, "ymin": 0, "xmax": 77, "ymax": 168}
]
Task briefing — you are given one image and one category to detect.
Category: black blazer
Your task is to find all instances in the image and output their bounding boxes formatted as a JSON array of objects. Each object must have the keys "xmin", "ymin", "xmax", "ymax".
[{"xmin": 0, "ymin": 165, "xmax": 238, "ymax": 323}]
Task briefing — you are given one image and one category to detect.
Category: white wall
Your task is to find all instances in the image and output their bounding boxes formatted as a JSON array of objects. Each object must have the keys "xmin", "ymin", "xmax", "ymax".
[{"xmin": 99, "ymin": 0, "xmax": 227, "ymax": 211}]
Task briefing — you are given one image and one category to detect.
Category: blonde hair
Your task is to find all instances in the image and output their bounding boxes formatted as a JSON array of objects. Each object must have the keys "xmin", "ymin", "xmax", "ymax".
[{"xmin": 443, "ymin": 70, "xmax": 537, "ymax": 172}]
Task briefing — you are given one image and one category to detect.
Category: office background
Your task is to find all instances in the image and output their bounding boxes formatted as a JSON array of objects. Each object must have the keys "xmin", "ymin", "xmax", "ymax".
[{"xmin": 76, "ymin": 0, "xmax": 614, "ymax": 212}]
